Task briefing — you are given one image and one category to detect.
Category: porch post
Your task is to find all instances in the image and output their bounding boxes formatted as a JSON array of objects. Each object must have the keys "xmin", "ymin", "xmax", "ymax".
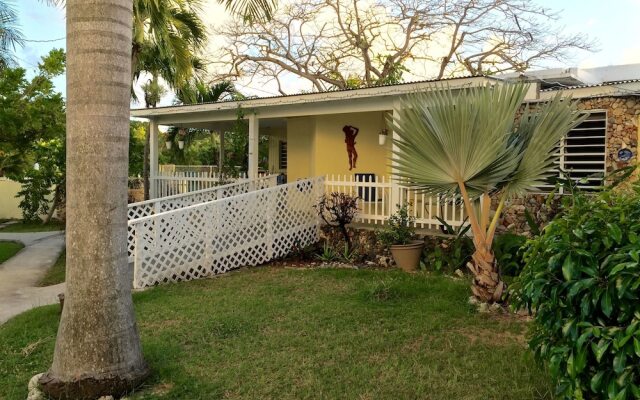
[
  {"xmin": 248, "ymin": 113, "xmax": 259, "ymax": 179},
  {"xmin": 218, "ymin": 130, "xmax": 225, "ymax": 173},
  {"xmin": 391, "ymin": 100, "xmax": 401, "ymax": 208},
  {"xmin": 149, "ymin": 119, "xmax": 159, "ymax": 198}
]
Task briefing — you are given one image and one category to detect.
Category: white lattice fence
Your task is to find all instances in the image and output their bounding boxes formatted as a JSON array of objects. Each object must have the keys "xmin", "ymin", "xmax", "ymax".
[
  {"xmin": 129, "ymin": 177, "xmax": 324, "ymax": 288},
  {"xmin": 127, "ymin": 175, "xmax": 278, "ymax": 262}
]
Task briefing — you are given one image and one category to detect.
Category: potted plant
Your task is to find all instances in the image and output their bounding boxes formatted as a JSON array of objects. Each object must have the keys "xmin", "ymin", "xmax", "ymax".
[
  {"xmin": 378, "ymin": 128, "xmax": 389, "ymax": 145},
  {"xmin": 177, "ymin": 128, "xmax": 187, "ymax": 149},
  {"xmin": 377, "ymin": 203, "xmax": 423, "ymax": 271}
]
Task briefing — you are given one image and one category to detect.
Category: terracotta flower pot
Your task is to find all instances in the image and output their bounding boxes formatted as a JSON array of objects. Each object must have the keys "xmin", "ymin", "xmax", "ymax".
[{"xmin": 390, "ymin": 240, "xmax": 424, "ymax": 272}]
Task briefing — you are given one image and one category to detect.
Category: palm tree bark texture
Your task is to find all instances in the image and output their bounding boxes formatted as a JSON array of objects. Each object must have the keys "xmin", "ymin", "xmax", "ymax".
[{"xmin": 38, "ymin": 0, "xmax": 149, "ymax": 398}]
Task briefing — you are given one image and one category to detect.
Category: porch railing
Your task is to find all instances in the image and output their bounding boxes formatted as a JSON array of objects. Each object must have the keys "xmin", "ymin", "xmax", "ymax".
[
  {"xmin": 152, "ymin": 171, "xmax": 240, "ymax": 197},
  {"xmin": 128, "ymin": 175, "xmax": 279, "ymax": 262},
  {"xmin": 325, "ymin": 174, "xmax": 466, "ymax": 230}
]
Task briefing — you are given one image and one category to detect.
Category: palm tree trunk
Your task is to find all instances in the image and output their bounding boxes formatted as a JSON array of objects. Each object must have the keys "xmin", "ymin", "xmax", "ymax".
[
  {"xmin": 39, "ymin": 1, "xmax": 149, "ymax": 398},
  {"xmin": 467, "ymin": 245, "xmax": 506, "ymax": 303}
]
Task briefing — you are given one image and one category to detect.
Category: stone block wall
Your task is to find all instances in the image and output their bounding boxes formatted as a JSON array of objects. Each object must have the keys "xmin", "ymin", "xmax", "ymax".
[{"xmin": 497, "ymin": 96, "xmax": 639, "ymax": 236}]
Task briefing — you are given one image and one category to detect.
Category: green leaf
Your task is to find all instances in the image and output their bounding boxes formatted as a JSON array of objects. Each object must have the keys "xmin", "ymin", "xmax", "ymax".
[
  {"xmin": 607, "ymin": 223, "xmax": 623, "ymax": 244},
  {"xmin": 591, "ymin": 371, "xmax": 605, "ymax": 392},
  {"xmin": 613, "ymin": 353, "xmax": 626, "ymax": 374},
  {"xmin": 592, "ymin": 339, "xmax": 610, "ymax": 363},
  {"xmin": 602, "ymin": 290, "xmax": 613, "ymax": 318},
  {"xmin": 562, "ymin": 253, "xmax": 577, "ymax": 281}
]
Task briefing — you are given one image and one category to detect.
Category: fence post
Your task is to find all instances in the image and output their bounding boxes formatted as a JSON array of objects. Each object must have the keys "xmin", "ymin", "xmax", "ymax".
[{"xmin": 133, "ymin": 222, "xmax": 142, "ymax": 289}]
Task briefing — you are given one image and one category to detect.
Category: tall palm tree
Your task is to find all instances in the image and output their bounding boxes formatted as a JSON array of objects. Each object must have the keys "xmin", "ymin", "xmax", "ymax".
[
  {"xmin": 0, "ymin": 0, "xmax": 24, "ymax": 68},
  {"xmin": 391, "ymin": 83, "xmax": 584, "ymax": 303},
  {"xmin": 38, "ymin": 0, "xmax": 275, "ymax": 397},
  {"xmin": 38, "ymin": 0, "xmax": 149, "ymax": 398}
]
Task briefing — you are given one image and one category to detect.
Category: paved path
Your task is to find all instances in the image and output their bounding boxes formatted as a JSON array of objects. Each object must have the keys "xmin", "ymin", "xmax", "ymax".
[{"xmin": 0, "ymin": 231, "xmax": 65, "ymax": 324}]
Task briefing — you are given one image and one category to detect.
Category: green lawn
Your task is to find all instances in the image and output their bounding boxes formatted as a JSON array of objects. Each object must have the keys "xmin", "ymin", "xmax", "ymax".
[
  {"xmin": 0, "ymin": 268, "xmax": 551, "ymax": 400},
  {"xmin": 37, "ymin": 250, "xmax": 65, "ymax": 287},
  {"xmin": 0, "ymin": 221, "xmax": 64, "ymax": 233},
  {"xmin": 0, "ymin": 241, "xmax": 24, "ymax": 264}
]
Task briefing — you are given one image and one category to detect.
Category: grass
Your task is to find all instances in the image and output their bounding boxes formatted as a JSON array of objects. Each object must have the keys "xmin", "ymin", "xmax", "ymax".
[
  {"xmin": 0, "ymin": 268, "xmax": 551, "ymax": 400},
  {"xmin": 0, "ymin": 241, "xmax": 24, "ymax": 264},
  {"xmin": 0, "ymin": 220, "xmax": 64, "ymax": 233},
  {"xmin": 37, "ymin": 250, "xmax": 65, "ymax": 287}
]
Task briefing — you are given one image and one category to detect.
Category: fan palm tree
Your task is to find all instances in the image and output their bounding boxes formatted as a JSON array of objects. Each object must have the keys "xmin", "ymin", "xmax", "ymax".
[
  {"xmin": 0, "ymin": 0, "xmax": 24, "ymax": 68},
  {"xmin": 38, "ymin": 0, "xmax": 276, "ymax": 398},
  {"xmin": 391, "ymin": 83, "xmax": 584, "ymax": 303}
]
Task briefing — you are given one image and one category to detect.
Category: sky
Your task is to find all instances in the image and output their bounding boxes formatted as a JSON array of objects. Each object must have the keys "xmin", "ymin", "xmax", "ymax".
[{"xmin": 12, "ymin": 0, "xmax": 640, "ymax": 102}]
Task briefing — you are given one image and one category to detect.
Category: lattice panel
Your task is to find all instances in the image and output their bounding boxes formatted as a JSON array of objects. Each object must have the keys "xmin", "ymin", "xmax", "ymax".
[
  {"xmin": 127, "ymin": 176, "xmax": 278, "ymax": 262},
  {"xmin": 130, "ymin": 177, "xmax": 323, "ymax": 288}
]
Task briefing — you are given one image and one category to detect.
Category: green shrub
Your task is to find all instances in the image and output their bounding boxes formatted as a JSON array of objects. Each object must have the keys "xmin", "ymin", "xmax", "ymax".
[
  {"xmin": 512, "ymin": 184, "xmax": 640, "ymax": 399},
  {"xmin": 493, "ymin": 233, "xmax": 527, "ymax": 277},
  {"xmin": 422, "ymin": 218, "xmax": 473, "ymax": 274},
  {"xmin": 376, "ymin": 203, "xmax": 416, "ymax": 246}
]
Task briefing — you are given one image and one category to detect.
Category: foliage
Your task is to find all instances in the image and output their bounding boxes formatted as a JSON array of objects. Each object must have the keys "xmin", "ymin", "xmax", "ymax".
[
  {"xmin": 215, "ymin": 0, "xmax": 593, "ymax": 93},
  {"xmin": 512, "ymin": 183, "xmax": 640, "ymax": 399},
  {"xmin": 492, "ymin": 233, "xmax": 527, "ymax": 277},
  {"xmin": 0, "ymin": 268, "xmax": 552, "ymax": 400},
  {"xmin": 340, "ymin": 245, "xmax": 360, "ymax": 263},
  {"xmin": 376, "ymin": 203, "xmax": 416, "ymax": 246},
  {"xmin": 0, "ymin": 220, "xmax": 64, "ymax": 233},
  {"xmin": 422, "ymin": 220, "xmax": 473, "ymax": 274},
  {"xmin": 315, "ymin": 192, "xmax": 360, "ymax": 252},
  {"xmin": 0, "ymin": 50, "xmax": 66, "ymax": 222},
  {"xmin": 0, "ymin": 49, "xmax": 65, "ymax": 179},
  {"xmin": 391, "ymin": 82, "xmax": 584, "ymax": 302},
  {"xmin": 0, "ymin": 0, "xmax": 23, "ymax": 68},
  {"xmin": 316, "ymin": 242, "xmax": 339, "ymax": 263},
  {"xmin": 132, "ymin": 0, "xmax": 206, "ymax": 95},
  {"xmin": 129, "ymin": 121, "xmax": 147, "ymax": 177}
]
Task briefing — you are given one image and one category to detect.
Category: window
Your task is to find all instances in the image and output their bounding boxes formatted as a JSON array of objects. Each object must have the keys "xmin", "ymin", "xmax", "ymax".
[
  {"xmin": 279, "ymin": 141, "xmax": 287, "ymax": 169},
  {"xmin": 539, "ymin": 111, "xmax": 607, "ymax": 193}
]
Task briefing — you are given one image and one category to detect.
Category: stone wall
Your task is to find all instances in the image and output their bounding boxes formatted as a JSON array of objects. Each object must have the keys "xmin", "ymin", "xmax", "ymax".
[
  {"xmin": 497, "ymin": 96, "xmax": 639, "ymax": 236},
  {"xmin": 577, "ymin": 96, "xmax": 639, "ymax": 173}
]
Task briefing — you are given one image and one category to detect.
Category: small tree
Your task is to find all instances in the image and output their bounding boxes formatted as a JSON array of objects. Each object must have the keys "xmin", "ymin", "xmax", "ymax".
[
  {"xmin": 391, "ymin": 82, "xmax": 584, "ymax": 303},
  {"xmin": 316, "ymin": 192, "xmax": 359, "ymax": 252}
]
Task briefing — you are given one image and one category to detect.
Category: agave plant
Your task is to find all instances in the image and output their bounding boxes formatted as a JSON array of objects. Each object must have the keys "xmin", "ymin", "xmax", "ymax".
[{"xmin": 391, "ymin": 83, "xmax": 585, "ymax": 303}]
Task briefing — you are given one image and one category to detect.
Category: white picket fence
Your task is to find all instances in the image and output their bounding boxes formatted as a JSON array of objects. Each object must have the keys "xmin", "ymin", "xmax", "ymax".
[
  {"xmin": 128, "ymin": 175, "xmax": 278, "ymax": 262},
  {"xmin": 128, "ymin": 177, "xmax": 323, "ymax": 288},
  {"xmin": 325, "ymin": 174, "xmax": 466, "ymax": 229},
  {"xmin": 152, "ymin": 171, "xmax": 239, "ymax": 197}
]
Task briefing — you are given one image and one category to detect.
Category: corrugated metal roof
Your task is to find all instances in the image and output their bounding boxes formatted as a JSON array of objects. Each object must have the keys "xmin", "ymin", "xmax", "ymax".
[
  {"xmin": 132, "ymin": 75, "xmax": 486, "ymax": 111},
  {"xmin": 540, "ymin": 79, "xmax": 640, "ymax": 92}
]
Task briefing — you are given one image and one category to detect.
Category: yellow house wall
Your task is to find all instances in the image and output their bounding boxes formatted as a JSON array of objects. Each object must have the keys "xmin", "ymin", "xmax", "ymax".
[
  {"xmin": 313, "ymin": 111, "xmax": 391, "ymax": 178},
  {"xmin": 286, "ymin": 117, "xmax": 316, "ymax": 181},
  {"xmin": 284, "ymin": 111, "xmax": 392, "ymax": 180},
  {"xmin": 0, "ymin": 178, "xmax": 23, "ymax": 219}
]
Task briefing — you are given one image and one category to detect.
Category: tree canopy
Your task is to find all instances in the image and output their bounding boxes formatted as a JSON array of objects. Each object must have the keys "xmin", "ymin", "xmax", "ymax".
[
  {"xmin": 214, "ymin": 0, "xmax": 594, "ymax": 93},
  {"xmin": 0, "ymin": 48, "xmax": 65, "ymax": 179}
]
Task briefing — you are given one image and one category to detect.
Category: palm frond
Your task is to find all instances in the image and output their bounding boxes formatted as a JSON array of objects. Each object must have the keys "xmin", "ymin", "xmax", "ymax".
[
  {"xmin": 390, "ymin": 83, "xmax": 529, "ymax": 197},
  {"xmin": 218, "ymin": 0, "xmax": 276, "ymax": 22},
  {"xmin": 503, "ymin": 93, "xmax": 586, "ymax": 196}
]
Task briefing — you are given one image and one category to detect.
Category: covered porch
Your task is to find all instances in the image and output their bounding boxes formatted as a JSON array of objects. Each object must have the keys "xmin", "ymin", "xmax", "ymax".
[{"xmin": 131, "ymin": 76, "xmax": 529, "ymax": 228}]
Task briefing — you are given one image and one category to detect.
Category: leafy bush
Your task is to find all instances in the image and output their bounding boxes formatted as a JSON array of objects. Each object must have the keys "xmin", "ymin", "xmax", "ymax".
[
  {"xmin": 512, "ymin": 184, "xmax": 640, "ymax": 399},
  {"xmin": 376, "ymin": 203, "xmax": 416, "ymax": 246},
  {"xmin": 422, "ymin": 219, "xmax": 473, "ymax": 274},
  {"xmin": 493, "ymin": 233, "xmax": 527, "ymax": 277}
]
